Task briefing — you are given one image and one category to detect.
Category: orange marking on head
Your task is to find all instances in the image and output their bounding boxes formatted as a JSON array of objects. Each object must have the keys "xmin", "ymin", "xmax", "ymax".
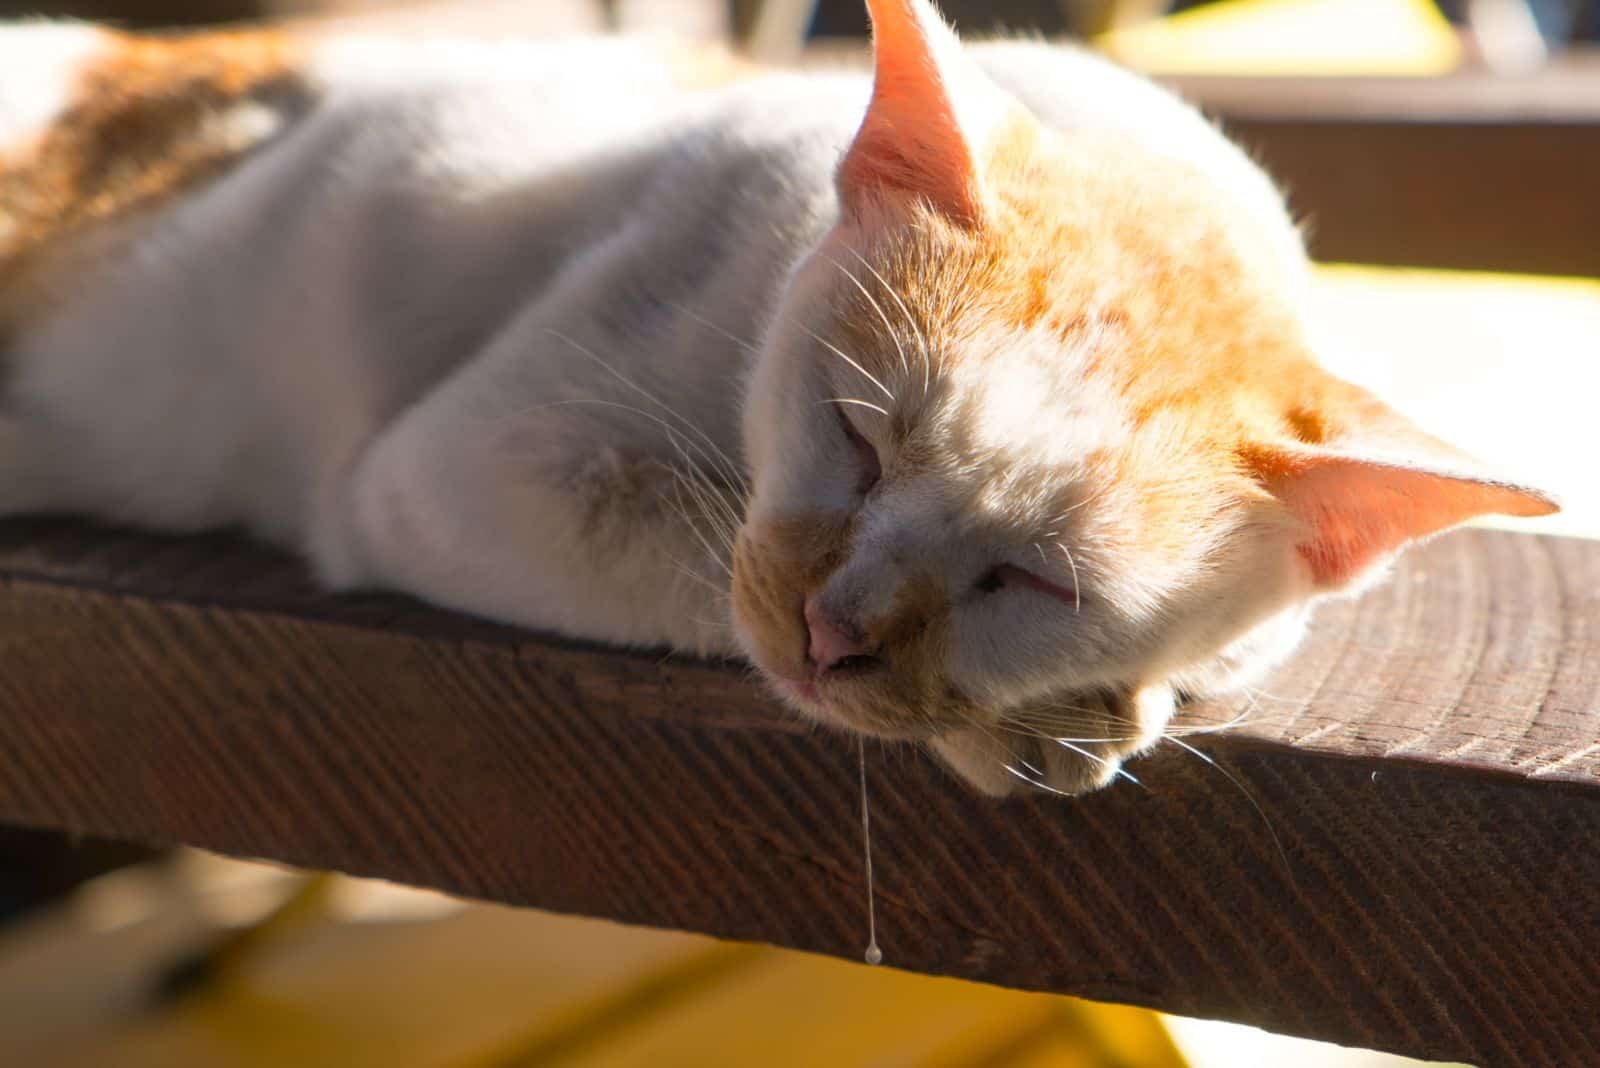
[
  {"xmin": 831, "ymin": 108, "xmax": 1554, "ymax": 592},
  {"xmin": 820, "ymin": 105, "xmax": 1362, "ymax": 577}
]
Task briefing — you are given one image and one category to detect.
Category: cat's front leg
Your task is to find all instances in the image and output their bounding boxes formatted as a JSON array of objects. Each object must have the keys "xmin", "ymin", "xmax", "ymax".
[{"xmin": 312, "ymin": 382, "xmax": 742, "ymax": 658}]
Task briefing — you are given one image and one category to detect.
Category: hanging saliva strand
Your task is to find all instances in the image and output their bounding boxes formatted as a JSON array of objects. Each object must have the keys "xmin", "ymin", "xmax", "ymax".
[{"xmin": 859, "ymin": 736, "xmax": 883, "ymax": 966}]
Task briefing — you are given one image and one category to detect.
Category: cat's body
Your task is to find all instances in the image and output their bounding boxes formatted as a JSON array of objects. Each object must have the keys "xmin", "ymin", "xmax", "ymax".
[{"xmin": 0, "ymin": 5, "xmax": 1554, "ymax": 795}]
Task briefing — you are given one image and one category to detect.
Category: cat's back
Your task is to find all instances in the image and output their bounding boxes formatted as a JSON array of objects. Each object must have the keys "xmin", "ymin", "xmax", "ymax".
[
  {"xmin": 0, "ymin": 25, "xmax": 806, "ymax": 536},
  {"xmin": 0, "ymin": 25, "xmax": 1299, "ymax": 543},
  {"xmin": 0, "ymin": 25, "xmax": 751, "ymax": 294},
  {"xmin": 1, "ymin": 27, "xmax": 1290, "ymax": 347}
]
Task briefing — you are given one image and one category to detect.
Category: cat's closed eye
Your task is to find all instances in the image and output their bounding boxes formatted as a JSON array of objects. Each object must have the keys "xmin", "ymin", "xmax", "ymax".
[
  {"xmin": 974, "ymin": 563, "xmax": 1081, "ymax": 610},
  {"xmin": 833, "ymin": 404, "xmax": 882, "ymax": 496}
]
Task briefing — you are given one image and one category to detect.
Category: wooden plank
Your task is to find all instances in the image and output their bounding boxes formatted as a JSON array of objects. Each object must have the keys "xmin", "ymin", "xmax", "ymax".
[
  {"xmin": 1191, "ymin": 110, "xmax": 1600, "ymax": 276},
  {"xmin": 1155, "ymin": 60, "xmax": 1600, "ymax": 274},
  {"xmin": 0, "ymin": 517, "xmax": 1595, "ymax": 1065}
]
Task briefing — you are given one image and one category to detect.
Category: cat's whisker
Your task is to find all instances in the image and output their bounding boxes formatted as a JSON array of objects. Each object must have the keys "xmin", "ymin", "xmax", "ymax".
[
  {"xmin": 995, "ymin": 707, "xmax": 1144, "ymax": 741},
  {"xmin": 1240, "ymin": 683, "xmax": 1301, "ymax": 706},
  {"xmin": 1002, "ymin": 763, "xmax": 1078, "ymax": 798},
  {"xmin": 675, "ymin": 573, "xmax": 729, "ymax": 604},
  {"xmin": 662, "ymin": 450, "xmax": 741, "ymax": 549},
  {"xmin": 664, "ymin": 298, "xmax": 761, "ymax": 355},
  {"xmin": 1164, "ymin": 735, "xmax": 1293, "ymax": 881},
  {"xmin": 503, "ymin": 397, "xmax": 747, "ymax": 510},
  {"xmin": 660, "ymin": 478, "xmax": 735, "ymax": 579},
  {"xmin": 1170, "ymin": 702, "xmax": 1258, "ymax": 738},
  {"xmin": 493, "ymin": 393, "xmax": 746, "ymax": 575},
  {"xmin": 656, "ymin": 492, "xmax": 736, "ymax": 575},
  {"xmin": 543, "ymin": 329, "xmax": 750, "ymax": 493},
  {"xmin": 1054, "ymin": 541, "xmax": 1082, "ymax": 613},
  {"xmin": 1009, "ymin": 699, "xmax": 1143, "ymax": 730},
  {"xmin": 823, "ymin": 254, "xmax": 909, "ymax": 379},
  {"xmin": 656, "ymin": 439, "xmax": 740, "ymax": 541},
  {"xmin": 843, "ymin": 246, "xmax": 929, "ymax": 391},
  {"xmin": 1003, "ymin": 725, "xmax": 1138, "ymax": 747},
  {"xmin": 801, "ymin": 325, "xmax": 895, "ymax": 403},
  {"xmin": 1048, "ymin": 482, "xmax": 1115, "ymax": 525},
  {"xmin": 1054, "ymin": 738, "xmax": 1145, "ymax": 789},
  {"xmin": 994, "ymin": 720, "xmax": 1146, "ymax": 745},
  {"xmin": 672, "ymin": 521, "xmax": 733, "ymax": 582},
  {"xmin": 1004, "ymin": 703, "xmax": 1138, "ymax": 730},
  {"xmin": 820, "ymin": 397, "xmax": 890, "ymax": 418},
  {"xmin": 947, "ymin": 711, "xmax": 1146, "ymax": 792},
  {"xmin": 953, "ymin": 714, "xmax": 1029, "ymax": 757},
  {"xmin": 666, "ymin": 484, "xmax": 736, "ymax": 578}
]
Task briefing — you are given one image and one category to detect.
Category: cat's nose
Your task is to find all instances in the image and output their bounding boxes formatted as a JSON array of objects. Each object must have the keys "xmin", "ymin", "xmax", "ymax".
[{"xmin": 803, "ymin": 595, "xmax": 877, "ymax": 673}]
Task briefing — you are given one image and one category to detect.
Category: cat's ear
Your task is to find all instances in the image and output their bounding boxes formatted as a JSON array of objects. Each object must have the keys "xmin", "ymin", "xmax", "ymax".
[
  {"xmin": 1244, "ymin": 403, "xmax": 1558, "ymax": 592},
  {"xmin": 837, "ymin": 0, "xmax": 1012, "ymax": 226}
]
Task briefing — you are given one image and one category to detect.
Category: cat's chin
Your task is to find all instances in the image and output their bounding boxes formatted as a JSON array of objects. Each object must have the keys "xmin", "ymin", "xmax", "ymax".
[
  {"xmin": 930, "ymin": 727, "xmax": 1131, "ymax": 796},
  {"xmin": 931, "ymin": 686, "xmax": 1175, "ymax": 797}
]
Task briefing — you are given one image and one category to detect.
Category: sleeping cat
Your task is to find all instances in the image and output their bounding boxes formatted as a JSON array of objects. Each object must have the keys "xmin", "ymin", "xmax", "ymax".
[{"xmin": 0, "ymin": 0, "xmax": 1555, "ymax": 795}]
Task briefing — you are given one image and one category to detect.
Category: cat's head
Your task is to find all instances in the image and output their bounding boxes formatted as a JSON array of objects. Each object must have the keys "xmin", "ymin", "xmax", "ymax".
[{"xmin": 729, "ymin": 0, "xmax": 1556, "ymax": 795}]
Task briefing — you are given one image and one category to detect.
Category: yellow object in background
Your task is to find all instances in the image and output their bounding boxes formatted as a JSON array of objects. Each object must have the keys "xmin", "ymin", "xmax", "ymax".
[
  {"xmin": 0, "ymin": 858, "xmax": 1190, "ymax": 1068},
  {"xmin": 1098, "ymin": 0, "xmax": 1463, "ymax": 75},
  {"xmin": 0, "ymin": 848, "xmax": 1491, "ymax": 1067}
]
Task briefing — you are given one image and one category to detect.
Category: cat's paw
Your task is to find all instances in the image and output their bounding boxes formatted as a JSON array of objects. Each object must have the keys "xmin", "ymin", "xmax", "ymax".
[{"xmin": 929, "ymin": 685, "xmax": 1174, "ymax": 797}]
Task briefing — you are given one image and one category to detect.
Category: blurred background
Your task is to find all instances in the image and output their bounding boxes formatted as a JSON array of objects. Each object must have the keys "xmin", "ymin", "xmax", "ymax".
[
  {"xmin": 2, "ymin": 0, "xmax": 1594, "ymax": 1064},
  {"xmin": 1, "ymin": 0, "xmax": 1598, "ymax": 54}
]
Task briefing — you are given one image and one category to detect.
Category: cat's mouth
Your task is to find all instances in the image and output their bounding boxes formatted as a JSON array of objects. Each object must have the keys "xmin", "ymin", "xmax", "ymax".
[
  {"xmin": 774, "ymin": 674, "xmax": 820, "ymax": 704},
  {"xmin": 764, "ymin": 667, "xmax": 956, "ymax": 741}
]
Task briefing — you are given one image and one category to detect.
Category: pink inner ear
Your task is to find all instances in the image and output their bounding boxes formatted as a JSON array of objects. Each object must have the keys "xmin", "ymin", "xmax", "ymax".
[
  {"xmin": 837, "ymin": 0, "xmax": 991, "ymax": 225},
  {"xmin": 1257, "ymin": 449, "xmax": 1558, "ymax": 589}
]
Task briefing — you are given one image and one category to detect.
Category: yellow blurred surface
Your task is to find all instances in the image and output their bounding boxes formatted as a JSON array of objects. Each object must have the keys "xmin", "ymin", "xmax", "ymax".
[
  {"xmin": 1099, "ymin": 0, "xmax": 1462, "ymax": 74},
  {"xmin": 0, "ymin": 851, "xmax": 1470, "ymax": 1066},
  {"xmin": 0, "ymin": 858, "xmax": 1192, "ymax": 1068}
]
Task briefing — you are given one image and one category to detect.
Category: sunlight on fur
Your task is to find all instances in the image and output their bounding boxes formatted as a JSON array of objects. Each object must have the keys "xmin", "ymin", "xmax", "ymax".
[{"xmin": 0, "ymin": 0, "xmax": 1556, "ymax": 796}]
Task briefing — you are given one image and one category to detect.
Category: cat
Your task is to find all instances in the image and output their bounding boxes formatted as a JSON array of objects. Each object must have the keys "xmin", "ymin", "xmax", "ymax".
[{"xmin": 0, "ymin": 1, "xmax": 1555, "ymax": 796}]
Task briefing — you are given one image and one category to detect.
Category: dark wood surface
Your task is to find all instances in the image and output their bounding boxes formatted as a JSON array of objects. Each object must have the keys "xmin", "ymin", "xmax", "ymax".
[
  {"xmin": 1177, "ymin": 64, "xmax": 1600, "ymax": 277},
  {"xmin": 0, "ymin": 518, "xmax": 1596, "ymax": 1065}
]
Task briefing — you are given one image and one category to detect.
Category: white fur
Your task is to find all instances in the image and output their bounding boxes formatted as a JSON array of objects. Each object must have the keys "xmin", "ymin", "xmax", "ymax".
[
  {"xmin": 1, "ymin": 25, "xmax": 1317, "ymax": 792},
  {"xmin": 0, "ymin": 23, "xmax": 103, "ymax": 151}
]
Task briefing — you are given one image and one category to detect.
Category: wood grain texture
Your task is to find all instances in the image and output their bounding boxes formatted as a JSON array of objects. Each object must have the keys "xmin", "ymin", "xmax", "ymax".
[{"xmin": 0, "ymin": 518, "xmax": 1597, "ymax": 1065}]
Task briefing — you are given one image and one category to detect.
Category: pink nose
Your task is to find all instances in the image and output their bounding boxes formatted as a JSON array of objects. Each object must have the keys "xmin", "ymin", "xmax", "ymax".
[{"xmin": 804, "ymin": 595, "xmax": 872, "ymax": 672}]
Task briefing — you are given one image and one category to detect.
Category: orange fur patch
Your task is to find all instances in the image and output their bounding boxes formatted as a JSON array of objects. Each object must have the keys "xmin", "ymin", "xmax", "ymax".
[
  {"xmin": 0, "ymin": 28, "xmax": 309, "ymax": 337},
  {"xmin": 822, "ymin": 119, "xmax": 1366, "ymax": 566}
]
